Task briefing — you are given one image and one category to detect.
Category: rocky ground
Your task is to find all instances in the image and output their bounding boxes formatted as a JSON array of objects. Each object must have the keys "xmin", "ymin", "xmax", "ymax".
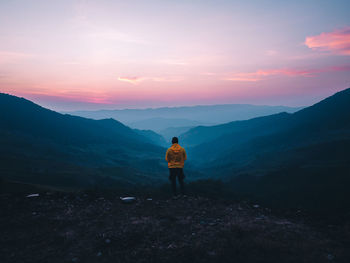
[{"xmin": 1, "ymin": 191, "xmax": 349, "ymax": 263}]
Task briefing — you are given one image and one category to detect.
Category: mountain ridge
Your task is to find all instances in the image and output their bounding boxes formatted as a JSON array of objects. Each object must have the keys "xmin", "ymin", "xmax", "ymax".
[
  {"xmin": 183, "ymin": 87, "xmax": 350, "ymax": 164},
  {"xmin": 64, "ymin": 104, "xmax": 302, "ymax": 132},
  {"xmin": 0, "ymin": 93, "xmax": 167, "ymax": 188}
]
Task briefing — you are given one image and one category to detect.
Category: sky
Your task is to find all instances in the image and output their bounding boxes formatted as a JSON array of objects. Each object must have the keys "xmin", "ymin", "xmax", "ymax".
[{"xmin": 0, "ymin": 0, "xmax": 350, "ymax": 111}]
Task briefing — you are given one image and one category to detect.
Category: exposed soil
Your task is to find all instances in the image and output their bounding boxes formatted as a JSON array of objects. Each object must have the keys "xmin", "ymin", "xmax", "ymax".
[{"xmin": 1, "ymin": 192, "xmax": 349, "ymax": 263}]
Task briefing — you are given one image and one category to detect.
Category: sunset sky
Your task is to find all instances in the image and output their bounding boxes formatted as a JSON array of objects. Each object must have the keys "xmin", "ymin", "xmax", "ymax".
[{"xmin": 1, "ymin": 0, "xmax": 350, "ymax": 110}]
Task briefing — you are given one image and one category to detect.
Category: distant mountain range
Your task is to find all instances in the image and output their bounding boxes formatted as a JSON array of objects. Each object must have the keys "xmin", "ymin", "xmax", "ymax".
[
  {"xmin": 128, "ymin": 117, "xmax": 206, "ymax": 132},
  {"xmin": 64, "ymin": 104, "xmax": 302, "ymax": 134},
  {"xmin": 2, "ymin": 89, "xmax": 350, "ymax": 211},
  {"xmin": 0, "ymin": 93, "xmax": 167, "ymax": 189}
]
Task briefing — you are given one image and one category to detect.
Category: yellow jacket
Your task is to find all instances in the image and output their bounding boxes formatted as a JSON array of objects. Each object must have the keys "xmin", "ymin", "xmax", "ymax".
[{"xmin": 165, "ymin": 143, "xmax": 187, "ymax": 168}]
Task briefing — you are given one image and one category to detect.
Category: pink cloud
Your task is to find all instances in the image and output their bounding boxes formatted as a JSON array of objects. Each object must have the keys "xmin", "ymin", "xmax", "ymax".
[
  {"xmin": 305, "ymin": 27, "xmax": 350, "ymax": 55},
  {"xmin": 224, "ymin": 65, "xmax": 350, "ymax": 82},
  {"xmin": 10, "ymin": 88, "xmax": 115, "ymax": 105},
  {"xmin": 223, "ymin": 69, "xmax": 314, "ymax": 82},
  {"xmin": 118, "ymin": 76, "xmax": 144, "ymax": 85},
  {"xmin": 256, "ymin": 68, "xmax": 318, "ymax": 77},
  {"xmin": 224, "ymin": 76, "xmax": 261, "ymax": 82},
  {"xmin": 118, "ymin": 76, "xmax": 182, "ymax": 84}
]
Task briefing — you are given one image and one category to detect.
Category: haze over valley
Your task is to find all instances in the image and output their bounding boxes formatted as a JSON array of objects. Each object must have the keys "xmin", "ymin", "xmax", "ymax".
[{"xmin": 65, "ymin": 104, "xmax": 302, "ymax": 142}]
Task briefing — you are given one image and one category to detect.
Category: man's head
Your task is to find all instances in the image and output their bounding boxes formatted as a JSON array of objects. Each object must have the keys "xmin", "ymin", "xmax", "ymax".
[{"xmin": 172, "ymin": 137, "xmax": 178, "ymax": 144}]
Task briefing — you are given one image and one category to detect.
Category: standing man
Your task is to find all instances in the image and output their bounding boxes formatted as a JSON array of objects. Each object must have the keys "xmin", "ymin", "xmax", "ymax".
[{"xmin": 165, "ymin": 137, "xmax": 187, "ymax": 198}]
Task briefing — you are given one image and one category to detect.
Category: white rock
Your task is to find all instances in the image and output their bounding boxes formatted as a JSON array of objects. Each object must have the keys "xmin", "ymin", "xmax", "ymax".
[
  {"xmin": 26, "ymin": 194, "xmax": 39, "ymax": 198},
  {"xmin": 120, "ymin": 197, "xmax": 136, "ymax": 203}
]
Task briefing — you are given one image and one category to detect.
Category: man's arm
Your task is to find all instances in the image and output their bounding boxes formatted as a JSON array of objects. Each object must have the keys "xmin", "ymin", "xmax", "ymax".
[
  {"xmin": 165, "ymin": 149, "xmax": 169, "ymax": 162},
  {"xmin": 183, "ymin": 148, "xmax": 187, "ymax": 161}
]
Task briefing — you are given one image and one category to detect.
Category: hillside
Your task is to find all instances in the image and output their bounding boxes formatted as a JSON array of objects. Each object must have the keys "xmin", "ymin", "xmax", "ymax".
[
  {"xmin": 0, "ymin": 93, "xmax": 167, "ymax": 188},
  {"xmin": 1, "ymin": 190, "xmax": 349, "ymax": 263},
  {"xmin": 180, "ymin": 112, "xmax": 291, "ymax": 147},
  {"xmin": 133, "ymin": 129, "xmax": 167, "ymax": 146},
  {"xmin": 0, "ymin": 93, "xmax": 161, "ymax": 148},
  {"xmin": 184, "ymin": 88, "xmax": 350, "ymax": 167},
  {"xmin": 180, "ymin": 88, "xmax": 350, "ymax": 211}
]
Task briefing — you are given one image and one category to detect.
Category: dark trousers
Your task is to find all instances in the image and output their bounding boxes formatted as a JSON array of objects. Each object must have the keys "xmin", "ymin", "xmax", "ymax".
[{"xmin": 169, "ymin": 168, "xmax": 185, "ymax": 196}]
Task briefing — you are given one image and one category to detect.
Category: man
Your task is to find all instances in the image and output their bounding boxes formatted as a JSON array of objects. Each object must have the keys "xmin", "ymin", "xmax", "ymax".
[{"xmin": 165, "ymin": 137, "xmax": 187, "ymax": 198}]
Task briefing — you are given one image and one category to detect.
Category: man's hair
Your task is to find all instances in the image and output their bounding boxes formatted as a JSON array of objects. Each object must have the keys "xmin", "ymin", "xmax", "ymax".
[{"xmin": 172, "ymin": 137, "xmax": 178, "ymax": 144}]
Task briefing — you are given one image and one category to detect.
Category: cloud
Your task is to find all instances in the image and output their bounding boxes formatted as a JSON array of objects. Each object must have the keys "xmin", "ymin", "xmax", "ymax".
[
  {"xmin": 223, "ymin": 69, "xmax": 314, "ymax": 82},
  {"xmin": 118, "ymin": 76, "xmax": 145, "ymax": 85},
  {"xmin": 223, "ymin": 65, "xmax": 350, "ymax": 82},
  {"xmin": 255, "ymin": 68, "xmax": 318, "ymax": 77},
  {"xmin": 118, "ymin": 76, "xmax": 182, "ymax": 84},
  {"xmin": 19, "ymin": 89, "xmax": 114, "ymax": 105},
  {"xmin": 305, "ymin": 27, "xmax": 350, "ymax": 55},
  {"xmin": 224, "ymin": 76, "xmax": 261, "ymax": 82}
]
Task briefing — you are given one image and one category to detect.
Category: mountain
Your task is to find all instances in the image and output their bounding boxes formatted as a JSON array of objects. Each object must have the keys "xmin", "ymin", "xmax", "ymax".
[
  {"xmin": 181, "ymin": 88, "xmax": 350, "ymax": 210},
  {"xmin": 185, "ymin": 88, "xmax": 350, "ymax": 168},
  {"xmin": 2, "ymin": 88, "xmax": 350, "ymax": 211},
  {"xmin": 180, "ymin": 112, "xmax": 291, "ymax": 147},
  {"xmin": 64, "ymin": 104, "xmax": 302, "ymax": 132},
  {"xmin": 158, "ymin": 126, "xmax": 195, "ymax": 142},
  {"xmin": 133, "ymin": 128, "xmax": 167, "ymax": 146},
  {"xmin": 127, "ymin": 117, "xmax": 207, "ymax": 132},
  {"xmin": 0, "ymin": 93, "xmax": 167, "ymax": 188}
]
